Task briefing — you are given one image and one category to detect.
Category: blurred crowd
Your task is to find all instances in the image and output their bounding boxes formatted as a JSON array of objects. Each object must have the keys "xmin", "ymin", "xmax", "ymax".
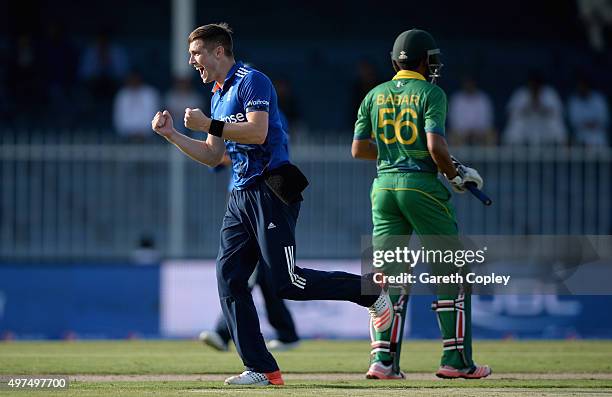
[
  {"xmin": 0, "ymin": 26, "xmax": 308, "ymax": 142},
  {"xmin": 2, "ymin": 27, "xmax": 197, "ymax": 139},
  {"xmin": 449, "ymin": 70, "xmax": 609, "ymax": 147},
  {"xmin": 350, "ymin": 62, "xmax": 610, "ymax": 147},
  {"xmin": 1, "ymin": 25, "xmax": 610, "ymax": 147}
]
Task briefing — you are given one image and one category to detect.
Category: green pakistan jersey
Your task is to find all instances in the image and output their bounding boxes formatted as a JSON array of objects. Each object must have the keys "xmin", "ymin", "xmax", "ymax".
[
  {"xmin": 353, "ymin": 70, "xmax": 447, "ymax": 174},
  {"xmin": 355, "ymin": 71, "xmax": 471, "ymax": 370}
]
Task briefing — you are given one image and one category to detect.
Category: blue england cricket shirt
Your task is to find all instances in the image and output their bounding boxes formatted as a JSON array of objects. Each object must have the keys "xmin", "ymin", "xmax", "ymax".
[{"xmin": 210, "ymin": 62, "xmax": 290, "ymax": 190}]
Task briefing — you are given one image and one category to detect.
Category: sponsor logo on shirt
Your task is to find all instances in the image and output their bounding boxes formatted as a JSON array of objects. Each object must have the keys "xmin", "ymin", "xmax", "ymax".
[
  {"xmin": 246, "ymin": 99, "xmax": 270, "ymax": 107},
  {"xmin": 222, "ymin": 113, "xmax": 247, "ymax": 123}
]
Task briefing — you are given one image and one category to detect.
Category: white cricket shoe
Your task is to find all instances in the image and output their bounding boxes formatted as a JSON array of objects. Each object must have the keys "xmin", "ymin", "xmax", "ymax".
[
  {"xmin": 224, "ymin": 370, "xmax": 284, "ymax": 385},
  {"xmin": 266, "ymin": 339, "xmax": 300, "ymax": 351},
  {"xmin": 436, "ymin": 364, "xmax": 492, "ymax": 379},
  {"xmin": 198, "ymin": 331, "xmax": 228, "ymax": 352},
  {"xmin": 368, "ymin": 291, "xmax": 394, "ymax": 332},
  {"xmin": 366, "ymin": 361, "xmax": 406, "ymax": 379}
]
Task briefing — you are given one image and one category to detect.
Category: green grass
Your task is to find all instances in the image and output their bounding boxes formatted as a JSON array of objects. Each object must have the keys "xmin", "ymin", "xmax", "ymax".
[
  {"xmin": 4, "ymin": 382, "xmax": 612, "ymax": 397},
  {"xmin": 1, "ymin": 339, "xmax": 612, "ymax": 396},
  {"xmin": 1, "ymin": 339, "xmax": 611, "ymax": 374}
]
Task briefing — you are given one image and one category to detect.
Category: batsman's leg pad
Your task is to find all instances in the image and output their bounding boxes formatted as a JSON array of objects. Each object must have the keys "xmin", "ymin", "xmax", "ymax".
[
  {"xmin": 431, "ymin": 293, "xmax": 473, "ymax": 368},
  {"xmin": 370, "ymin": 319, "xmax": 391, "ymax": 362},
  {"xmin": 370, "ymin": 293, "xmax": 403, "ymax": 363},
  {"xmin": 389, "ymin": 294, "xmax": 408, "ymax": 352}
]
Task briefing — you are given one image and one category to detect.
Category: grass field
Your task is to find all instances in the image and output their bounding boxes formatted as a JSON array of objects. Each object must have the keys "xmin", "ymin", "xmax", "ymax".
[{"xmin": 1, "ymin": 339, "xmax": 612, "ymax": 396}]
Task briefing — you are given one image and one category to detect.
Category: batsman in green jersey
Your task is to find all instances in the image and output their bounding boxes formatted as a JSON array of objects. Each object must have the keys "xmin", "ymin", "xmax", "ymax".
[{"xmin": 352, "ymin": 29, "xmax": 491, "ymax": 380}]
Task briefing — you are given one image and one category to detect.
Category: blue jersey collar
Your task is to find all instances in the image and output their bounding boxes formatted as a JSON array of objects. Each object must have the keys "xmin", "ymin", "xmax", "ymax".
[{"xmin": 212, "ymin": 62, "xmax": 243, "ymax": 93}]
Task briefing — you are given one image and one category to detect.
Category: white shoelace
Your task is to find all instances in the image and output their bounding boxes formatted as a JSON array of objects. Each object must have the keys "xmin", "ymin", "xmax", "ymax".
[
  {"xmin": 368, "ymin": 293, "xmax": 387, "ymax": 316},
  {"xmin": 240, "ymin": 371, "xmax": 267, "ymax": 383}
]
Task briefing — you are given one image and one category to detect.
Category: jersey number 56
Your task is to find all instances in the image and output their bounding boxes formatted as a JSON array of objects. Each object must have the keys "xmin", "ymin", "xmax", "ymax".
[{"xmin": 377, "ymin": 107, "xmax": 418, "ymax": 145}]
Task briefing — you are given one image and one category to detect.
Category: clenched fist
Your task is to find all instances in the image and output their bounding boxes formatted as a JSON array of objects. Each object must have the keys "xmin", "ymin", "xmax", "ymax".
[
  {"xmin": 152, "ymin": 110, "xmax": 175, "ymax": 139},
  {"xmin": 184, "ymin": 108, "xmax": 210, "ymax": 131}
]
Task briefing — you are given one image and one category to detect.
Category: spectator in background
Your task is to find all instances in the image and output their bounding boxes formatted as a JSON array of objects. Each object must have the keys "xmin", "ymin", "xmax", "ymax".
[
  {"xmin": 79, "ymin": 29, "xmax": 129, "ymax": 103},
  {"xmin": 113, "ymin": 71, "xmax": 160, "ymax": 141},
  {"xmin": 448, "ymin": 76, "xmax": 496, "ymax": 145},
  {"xmin": 578, "ymin": 0, "xmax": 612, "ymax": 52},
  {"xmin": 568, "ymin": 75, "xmax": 609, "ymax": 146},
  {"xmin": 503, "ymin": 71, "xmax": 567, "ymax": 145},
  {"xmin": 164, "ymin": 77, "xmax": 207, "ymax": 134}
]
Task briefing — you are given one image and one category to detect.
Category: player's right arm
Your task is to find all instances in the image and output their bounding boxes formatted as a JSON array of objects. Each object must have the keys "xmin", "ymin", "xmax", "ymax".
[
  {"xmin": 424, "ymin": 87, "xmax": 482, "ymax": 191},
  {"xmin": 423, "ymin": 86, "xmax": 457, "ymax": 178},
  {"xmin": 351, "ymin": 92, "xmax": 378, "ymax": 160},
  {"xmin": 152, "ymin": 110, "xmax": 225, "ymax": 167},
  {"xmin": 428, "ymin": 138, "xmax": 484, "ymax": 191},
  {"xmin": 426, "ymin": 133, "xmax": 457, "ymax": 178}
]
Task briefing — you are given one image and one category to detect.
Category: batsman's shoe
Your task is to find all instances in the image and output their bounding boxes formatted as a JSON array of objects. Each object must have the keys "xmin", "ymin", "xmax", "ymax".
[
  {"xmin": 368, "ymin": 291, "xmax": 394, "ymax": 332},
  {"xmin": 224, "ymin": 370, "xmax": 284, "ymax": 386},
  {"xmin": 198, "ymin": 331, "xmax": 228, "ymax": 352},
  {"xmin": 266, "ymin": 339, "xmax": 301, "ymax": 352},
  {"xmin": 435, "ymin": 364, "xmax": 492, "ymax": 379},
  {"xmin": 365, "ymin": 361, "xmax": 406, "ymax": 380}
]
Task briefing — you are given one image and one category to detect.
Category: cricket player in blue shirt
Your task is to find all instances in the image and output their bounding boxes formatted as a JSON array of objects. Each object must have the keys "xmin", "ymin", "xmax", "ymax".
[{"xmin": 152, "ymin": 23, "xmax": 393, "ymax": 386}]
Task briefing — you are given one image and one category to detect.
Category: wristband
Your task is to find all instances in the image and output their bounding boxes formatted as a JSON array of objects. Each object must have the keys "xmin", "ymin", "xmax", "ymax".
[{"xmin": 209, "ymin": 119, "xmax": 225, "ymax": 137}]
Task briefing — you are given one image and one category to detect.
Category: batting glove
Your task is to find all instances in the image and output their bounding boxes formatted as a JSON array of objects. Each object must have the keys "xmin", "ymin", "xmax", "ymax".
[{"xmin": 448, "ymin": 165, "xmax": 483, "ymax": 193}]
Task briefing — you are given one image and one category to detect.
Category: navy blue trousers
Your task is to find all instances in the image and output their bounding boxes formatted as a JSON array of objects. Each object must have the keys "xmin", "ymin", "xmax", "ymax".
[
  {"xmin": 216, "ymin": 181, "xmax": 376, "ymax": 372},
  {"xmin": 214, "ymin": 263, "xmax": 300, "ymax": 345}
]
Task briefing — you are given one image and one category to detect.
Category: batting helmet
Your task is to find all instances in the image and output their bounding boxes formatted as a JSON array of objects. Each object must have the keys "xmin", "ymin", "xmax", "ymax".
[{"xmin": 391, "ymin": 29, "xmax": 443, "ymax": 83}]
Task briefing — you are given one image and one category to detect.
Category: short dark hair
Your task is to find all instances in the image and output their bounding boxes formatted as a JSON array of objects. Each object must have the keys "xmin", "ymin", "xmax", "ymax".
[{"xmin": 188, "ymin": 23, "xmax": 233, "ymax": 57}]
